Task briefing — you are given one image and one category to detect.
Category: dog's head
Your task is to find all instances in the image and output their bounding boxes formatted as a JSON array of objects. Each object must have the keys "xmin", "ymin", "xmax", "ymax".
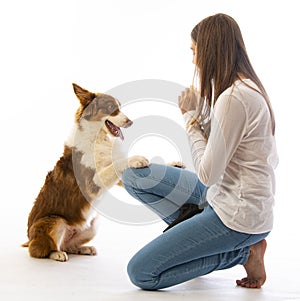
[{"xmin": 72, "ymin": 83, "xmax": 132, "ymax": 140}]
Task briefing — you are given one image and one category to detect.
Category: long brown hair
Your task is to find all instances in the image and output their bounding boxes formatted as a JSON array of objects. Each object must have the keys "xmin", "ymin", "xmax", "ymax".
[{"xmin": 190, "ymin": 13, "xmax": 275, "ymax": 135}]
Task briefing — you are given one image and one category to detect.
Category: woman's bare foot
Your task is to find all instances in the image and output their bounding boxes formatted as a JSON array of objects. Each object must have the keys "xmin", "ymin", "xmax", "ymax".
[{"xmin": 236, "ymin": 239, "xmax": 267, "ymax": 288}]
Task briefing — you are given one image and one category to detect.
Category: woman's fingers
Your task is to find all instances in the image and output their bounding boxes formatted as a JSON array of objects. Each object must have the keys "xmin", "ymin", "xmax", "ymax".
[{"xmin": 178, "ymin": 88, "xmax": 197, "ymax": 113}]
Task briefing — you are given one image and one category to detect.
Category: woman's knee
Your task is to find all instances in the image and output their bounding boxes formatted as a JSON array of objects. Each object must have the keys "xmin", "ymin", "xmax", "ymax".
[
  {"xmin": 127, "ymin": 255, "xmax": 159, "ymax": 291},
  {"xmin": 127, "ymin": 257, "xmax": 144, "ymax": 289},
  {"xmin": 122, "ymin": 166, "xmax": 151, "ymax": 188},
  {"xmin": 122, "ymin": 168, "xmax": 135, "ymax": 188}
]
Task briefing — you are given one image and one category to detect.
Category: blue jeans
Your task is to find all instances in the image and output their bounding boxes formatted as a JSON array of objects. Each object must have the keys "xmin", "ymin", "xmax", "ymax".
[{"xmin": 122, "ymin": 164, "xmax": 269, "ymax": 290}]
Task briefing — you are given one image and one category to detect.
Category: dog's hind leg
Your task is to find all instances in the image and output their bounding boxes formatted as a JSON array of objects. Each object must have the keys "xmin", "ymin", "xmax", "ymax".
[
  {"xmin": 28, "ymin": 216, "xmax": 69, "ymax": 262},
  {"xmin": 64, "ymin": 219, "xmax": 97, "ymax": 256}
]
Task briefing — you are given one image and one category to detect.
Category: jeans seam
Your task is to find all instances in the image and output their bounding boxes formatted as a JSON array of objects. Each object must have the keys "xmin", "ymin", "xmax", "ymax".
[
  {"xmin": 127, "ymin": 186, "xmax": 167, "ymax": 219},
  {"xmin": 233, "ymin": 234, "xmax": 252, "ymax": 250},
  {"xmin": 153, "ymin": 227, "xmax": 232, "ymax": 276},
  {"xmin": 162, "ymin": 248, "xmax": 249, "ymax": 281},
  {"xmin": 137, "ymin": 174, "xmax": 204, "ymax": 201}
]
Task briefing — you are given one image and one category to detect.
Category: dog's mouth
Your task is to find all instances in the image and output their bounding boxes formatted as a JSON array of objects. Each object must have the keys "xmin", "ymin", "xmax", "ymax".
[{"xmin": 105, "ymin": 120, "xmax": 124, "ymax": 140}]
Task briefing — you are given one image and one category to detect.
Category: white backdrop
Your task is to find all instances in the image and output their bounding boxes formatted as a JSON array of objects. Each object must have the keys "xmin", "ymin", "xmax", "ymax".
[{"xmin": 0, "ymin": 0, "xmax": 299, "ymax": 247}]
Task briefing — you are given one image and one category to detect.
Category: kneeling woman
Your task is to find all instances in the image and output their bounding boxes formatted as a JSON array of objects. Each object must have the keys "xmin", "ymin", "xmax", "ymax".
[{"xmin": 122, "ymin": 13, "xmax": 278, "ymax": 290}]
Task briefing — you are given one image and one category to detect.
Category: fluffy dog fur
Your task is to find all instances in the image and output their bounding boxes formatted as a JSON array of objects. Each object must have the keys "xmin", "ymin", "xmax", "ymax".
[{"xmin": 23, "ymin": 83, "xmax": 148, "ymax": 261}]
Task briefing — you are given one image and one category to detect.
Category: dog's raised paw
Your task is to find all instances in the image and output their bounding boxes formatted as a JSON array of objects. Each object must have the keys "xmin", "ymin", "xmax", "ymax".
[
  {"xmin": 128, "ymin": 156, "xmax": 149, "ymax": 168},
  {"xmin": 49, "ymin": 251, "xmax": 68, "ymax": 262},
  {"xmin": 168, "ymin": 161, "xmax": 186, "ymax": 169}
]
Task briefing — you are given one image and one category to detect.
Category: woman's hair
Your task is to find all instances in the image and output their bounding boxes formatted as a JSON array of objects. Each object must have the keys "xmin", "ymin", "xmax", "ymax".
[{"xmin": 191, "ymin": 13, "xmax": 275, "ymax": 135}]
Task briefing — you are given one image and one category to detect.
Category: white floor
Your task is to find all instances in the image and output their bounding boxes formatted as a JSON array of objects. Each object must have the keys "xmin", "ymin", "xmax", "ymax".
[{"xmin": 1, "ymin": 208, "xmax": 299, "ymax": 301}]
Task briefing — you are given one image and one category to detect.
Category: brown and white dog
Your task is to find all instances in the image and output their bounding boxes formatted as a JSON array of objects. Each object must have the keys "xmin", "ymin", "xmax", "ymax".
[{"xmin": 23, "ymin": 83, "xmax": 148, "ymax": 261}]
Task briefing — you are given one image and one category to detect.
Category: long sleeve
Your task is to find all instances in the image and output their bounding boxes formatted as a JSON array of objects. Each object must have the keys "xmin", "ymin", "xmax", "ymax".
[{"xmin": 184, "ymin": 94, "xmax": 247, "ymax": 187}]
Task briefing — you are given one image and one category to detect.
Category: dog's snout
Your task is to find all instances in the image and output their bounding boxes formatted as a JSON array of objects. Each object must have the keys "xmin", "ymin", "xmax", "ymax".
[{"xmin": 123, "ymin": 119, "xmax": 133, "ymax": 128}]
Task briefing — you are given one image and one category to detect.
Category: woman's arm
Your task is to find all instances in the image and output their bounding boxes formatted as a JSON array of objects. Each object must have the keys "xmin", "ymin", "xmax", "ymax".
[{"xmin": 184, "ymin": 94, "xmax": 247, "ymax": 187}]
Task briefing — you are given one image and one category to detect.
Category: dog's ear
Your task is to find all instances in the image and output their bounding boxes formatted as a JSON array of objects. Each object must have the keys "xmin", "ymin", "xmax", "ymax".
[{"xmin": 72, "ymin": 83, "xmax": 96, "ymax": 107}]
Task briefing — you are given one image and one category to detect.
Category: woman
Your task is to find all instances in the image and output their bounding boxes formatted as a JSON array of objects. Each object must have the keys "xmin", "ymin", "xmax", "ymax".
[{"xmin": 122, "ymin": 13, "xmax": 278, "ymax": 290}]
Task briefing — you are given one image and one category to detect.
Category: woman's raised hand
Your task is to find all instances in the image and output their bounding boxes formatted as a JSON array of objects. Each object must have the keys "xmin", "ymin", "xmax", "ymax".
[{"xmin": 178, "ymin": 87, "xmax": 199, "ymax": 114}]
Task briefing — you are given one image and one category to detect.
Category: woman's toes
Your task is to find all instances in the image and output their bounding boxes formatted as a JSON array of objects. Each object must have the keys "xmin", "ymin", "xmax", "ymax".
[{"xmin": 236, "ymin": 277, "xmax": 247, "ymax": 286}]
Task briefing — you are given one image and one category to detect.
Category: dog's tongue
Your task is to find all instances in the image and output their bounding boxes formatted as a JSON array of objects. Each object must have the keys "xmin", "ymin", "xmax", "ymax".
[
  {"xmin": 105, "ymin": 120, "xmax": 124, "ymax": 141},
  {"xmin": 117, "ymin": 127, "xmax": 124, "ymax": 141}
]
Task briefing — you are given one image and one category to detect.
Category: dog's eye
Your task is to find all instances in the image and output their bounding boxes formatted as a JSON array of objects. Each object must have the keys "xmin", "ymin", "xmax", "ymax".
[{"xmin": 108, "ymin": 104, "xmax": 118, "ymax": 112}]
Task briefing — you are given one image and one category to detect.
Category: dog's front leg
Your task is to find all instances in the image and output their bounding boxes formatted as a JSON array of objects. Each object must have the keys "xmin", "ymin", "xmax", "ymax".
[
  {"xmin": 93, "ymin": 164, "xmax": 121, "ymax": 189},
  {"xmin": 94, "ymin": 156, "xmax": 149, "ymax": 189}
]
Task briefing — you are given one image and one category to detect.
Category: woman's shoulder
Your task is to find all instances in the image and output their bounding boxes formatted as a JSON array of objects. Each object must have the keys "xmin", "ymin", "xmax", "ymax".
[
  {"xmin": 215, "ymin": 79, "xmax": 268, "ymax": 119},
  {"xmin": 233, "ymin": 79, "xmax": 262, "ymax": 98},
  {"xmin": 220, "ymin": 79, "xmax": 265, "ymax": 107}
]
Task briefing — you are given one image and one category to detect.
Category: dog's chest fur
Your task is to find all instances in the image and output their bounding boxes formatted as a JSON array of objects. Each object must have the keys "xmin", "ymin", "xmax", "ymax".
[{"xmin": 28, "ymin": 121, "xmax": 122, "ymax": 234}]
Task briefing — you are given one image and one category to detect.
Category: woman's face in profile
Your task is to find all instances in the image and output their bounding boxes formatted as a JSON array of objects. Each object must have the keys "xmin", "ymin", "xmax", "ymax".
[{"xmin": 191, "ymin": 40, "xmax": 197, "ymax": 65}]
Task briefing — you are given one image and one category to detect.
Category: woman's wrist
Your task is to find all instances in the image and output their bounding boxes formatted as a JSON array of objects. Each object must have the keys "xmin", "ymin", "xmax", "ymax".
[{"xmin": 183, "ymin": 110, "xmax": 196, "ymax": 125}]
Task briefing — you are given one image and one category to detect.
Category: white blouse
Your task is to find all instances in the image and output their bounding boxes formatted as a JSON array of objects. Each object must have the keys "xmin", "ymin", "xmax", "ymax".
[{"xmin": 184, "ymin": 79, "xmax": 278, "ymax": 234}]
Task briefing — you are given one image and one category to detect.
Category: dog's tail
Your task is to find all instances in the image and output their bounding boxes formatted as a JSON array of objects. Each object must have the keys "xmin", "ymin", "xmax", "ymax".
[{"xmin": 21, "ymin": 242, "xmax": 29, "ymax": 248}]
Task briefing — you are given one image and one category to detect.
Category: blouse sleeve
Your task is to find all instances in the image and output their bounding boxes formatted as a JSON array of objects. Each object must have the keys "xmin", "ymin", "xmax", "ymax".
[{"xmin": 184, "ymin": 94, "xmax": 247, "ymax": 187}]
